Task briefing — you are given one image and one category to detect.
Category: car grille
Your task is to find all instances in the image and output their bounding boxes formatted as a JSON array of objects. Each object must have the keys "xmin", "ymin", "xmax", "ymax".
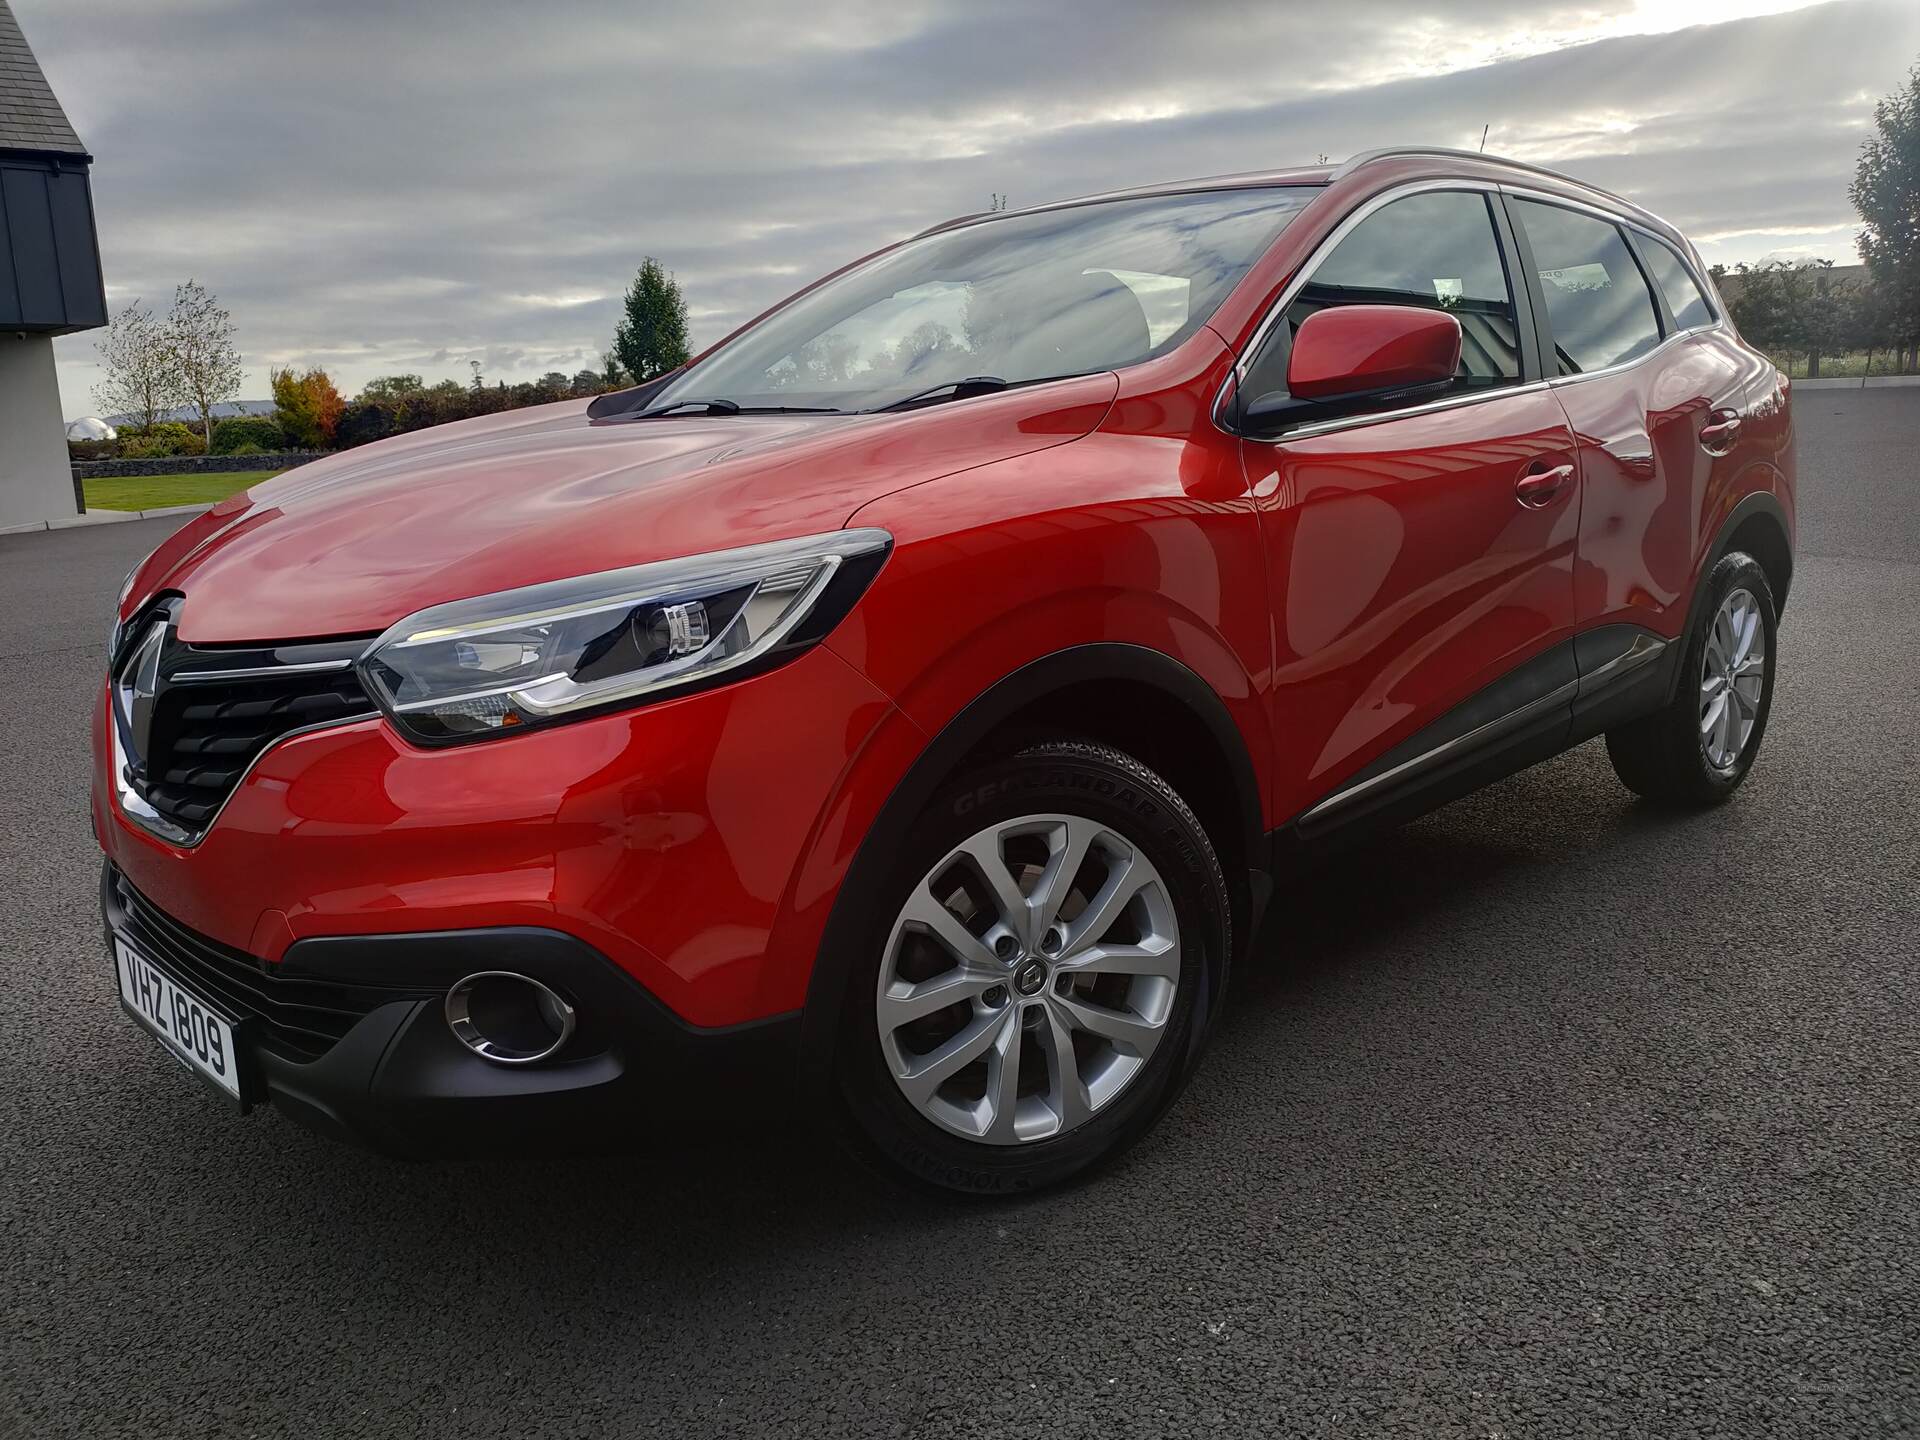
[
  {"xmin": 106, "ymin": 867, "xmax": 434, "ymax": 1060},
  {"xmin": 142, "ymin": 671, "xmax": 373, "ymax": 832},
  {"xmin": 111, "ymin": 602, "xmax": 379, "ymax": 843}
]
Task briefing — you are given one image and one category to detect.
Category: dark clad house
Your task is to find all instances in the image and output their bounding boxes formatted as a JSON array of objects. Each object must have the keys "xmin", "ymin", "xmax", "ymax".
[{"xmin": 1, "ymin": 0, "xmax": 105, "ymax": 530}]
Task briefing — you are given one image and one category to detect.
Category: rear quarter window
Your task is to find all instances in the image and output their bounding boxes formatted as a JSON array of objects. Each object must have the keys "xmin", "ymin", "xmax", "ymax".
[{"xmin": 1637, "ymin": 238, "xmax": 1716, "ymax": 331}]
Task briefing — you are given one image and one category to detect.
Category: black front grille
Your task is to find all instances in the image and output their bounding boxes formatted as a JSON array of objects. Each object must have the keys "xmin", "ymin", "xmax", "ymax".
[
  {"xmin": 113, "ymin": 606, "xmax": 378, "ymax": 840},
  {"xmin": 107, "ymin": 868, "xmax": 432, "ymax": 1060},
  {"xmin": 142, "ymin": 671, "xmax": 373, "ymax": 831}
]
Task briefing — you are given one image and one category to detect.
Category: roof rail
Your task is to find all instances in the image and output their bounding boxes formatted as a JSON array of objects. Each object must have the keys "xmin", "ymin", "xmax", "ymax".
[{"xmin": 1330, "ymin": 146, "xmax": 1644, "ymax": 214}]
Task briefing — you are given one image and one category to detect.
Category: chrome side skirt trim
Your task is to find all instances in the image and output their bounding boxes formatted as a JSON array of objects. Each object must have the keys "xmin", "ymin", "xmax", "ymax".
[
  {"xmin": 1300, "ymin": 679, "xmax": 1578, "ymax": 825},
  {"xmin": 1298, "ymin": 632, "xmax": 1671, "ymax": 826},
  {"xmin": 1574, "ymin": 633, "xmax": 1669, "ymax": 698}
]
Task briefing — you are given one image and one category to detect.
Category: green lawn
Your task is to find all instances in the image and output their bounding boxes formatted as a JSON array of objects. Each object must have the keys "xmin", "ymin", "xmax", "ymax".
[{"xmin": 83, "ymin": 470, "xmax": 286, "ymax": 513}]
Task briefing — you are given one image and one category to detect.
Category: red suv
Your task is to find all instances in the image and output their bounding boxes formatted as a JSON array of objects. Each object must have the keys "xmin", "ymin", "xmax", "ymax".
[{"xmin": 96, "ymin": 148, "xmax": 1794, "ymax": 1193}]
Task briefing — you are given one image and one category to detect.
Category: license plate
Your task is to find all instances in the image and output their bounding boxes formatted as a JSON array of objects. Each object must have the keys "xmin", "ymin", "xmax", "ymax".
[{"xmin": 113, "ymin": 936, "xmax": 245, "ymax": 1102}]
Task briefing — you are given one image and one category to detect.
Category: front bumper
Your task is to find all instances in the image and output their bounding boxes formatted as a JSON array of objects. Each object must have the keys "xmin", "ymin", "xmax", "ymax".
[{"xmin": 102, "ymin": 862, "xmax": 799, "ymax": 1157}]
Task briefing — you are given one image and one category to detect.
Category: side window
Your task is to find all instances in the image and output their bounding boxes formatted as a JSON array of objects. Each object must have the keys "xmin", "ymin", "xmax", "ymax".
[
  {"xmin": 1637, "ymin": 237, "xmax": 1715, "ymax": 331},
  {"xmin": 1511, "ymin": 199, "xmax": 1663, "ymax": 375},
  {"xmin": 1245, "ymin": 190, "xmax": 1522, "ymax": 403}
]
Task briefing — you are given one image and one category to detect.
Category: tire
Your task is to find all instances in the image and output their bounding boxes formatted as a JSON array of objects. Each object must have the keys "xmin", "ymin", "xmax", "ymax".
[
  {"xmin": 1606, "ymin": 552, "xmax": 1778, "ymax": 806},
  {"xmin": 836, "ymin": 741, "xmax": 1231, "ymax": 1196}
]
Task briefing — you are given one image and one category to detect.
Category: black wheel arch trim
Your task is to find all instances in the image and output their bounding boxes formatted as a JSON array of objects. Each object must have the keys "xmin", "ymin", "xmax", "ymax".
[
  {"xmin": 1669, "ymin": 490, "xmax": 1792, "ymax": 698},
  {"xmin": 798, "ymin": 642, "xmax": 1265, "ymax": 1076}
]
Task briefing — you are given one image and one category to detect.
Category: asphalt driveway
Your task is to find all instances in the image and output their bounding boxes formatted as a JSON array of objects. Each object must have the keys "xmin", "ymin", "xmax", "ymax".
[{"xmin": 2, "ymin": 389, "xmax": 1915, "ymax": 1438}]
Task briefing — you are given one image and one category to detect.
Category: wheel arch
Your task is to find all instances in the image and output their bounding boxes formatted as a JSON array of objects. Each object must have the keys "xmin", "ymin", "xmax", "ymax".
[
  {"xmin": 798, "ymin": 642, "xmax": 1265, "ymax": 1077},
  {"xmin": 1666, "ymin": 489, "xmax": 1792, "ymax": 703}
]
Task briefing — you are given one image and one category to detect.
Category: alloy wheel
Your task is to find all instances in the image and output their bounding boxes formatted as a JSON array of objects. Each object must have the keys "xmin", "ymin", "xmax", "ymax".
[
  {"xmin": 1700, "ymin": 586, "xmax": 1767, "ymax": 771},
  {"xmin": 875, "ymin": 813, "xmax": 1181, "ymax": 1146}
]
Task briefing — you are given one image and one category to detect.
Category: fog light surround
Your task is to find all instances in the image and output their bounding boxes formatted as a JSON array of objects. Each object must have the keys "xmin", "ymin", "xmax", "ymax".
[{"xmin": 444, "ymin": 971, "xmax": 576, "ymax": 1065}]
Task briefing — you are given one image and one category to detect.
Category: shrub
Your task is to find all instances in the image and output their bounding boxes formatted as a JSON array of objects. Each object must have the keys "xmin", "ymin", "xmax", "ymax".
[
  {"xmin": 117, "ymin": 421, "xmax": 206, "ymax": 457},
  {"xmin": 211, "ymin": 415, "xmax": 285, "ymax": 454},
  {"xmin": 335, "ymin": 400, "xmax": 399, "ymax": 449}
]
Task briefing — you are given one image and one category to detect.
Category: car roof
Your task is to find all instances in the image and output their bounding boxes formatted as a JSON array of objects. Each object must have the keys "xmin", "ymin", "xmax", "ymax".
[{"xmin": 916, "ymin": 148, "xmax": 1685, "ymax": 250}]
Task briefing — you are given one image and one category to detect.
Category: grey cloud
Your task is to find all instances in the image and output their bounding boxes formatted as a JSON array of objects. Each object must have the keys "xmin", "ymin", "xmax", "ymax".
[{"xmin": 22, "ymin": 0, "xmax": 1908, "ymax": 415}]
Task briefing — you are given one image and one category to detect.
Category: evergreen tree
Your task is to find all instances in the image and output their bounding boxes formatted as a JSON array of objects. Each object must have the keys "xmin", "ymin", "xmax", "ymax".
[{"xmin": 611, "ymin": 257, "xmax": 691, "ymax": 383}]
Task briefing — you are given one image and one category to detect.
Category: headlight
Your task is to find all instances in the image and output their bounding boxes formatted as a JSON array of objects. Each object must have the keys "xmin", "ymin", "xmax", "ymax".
[{"xmin": 358, "ymin": 529, "xmax": 892, "ymax": 743}]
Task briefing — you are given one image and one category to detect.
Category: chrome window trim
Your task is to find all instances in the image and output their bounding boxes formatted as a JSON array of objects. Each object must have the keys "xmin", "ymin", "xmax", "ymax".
[{"xmin": 1218, "ymin": 175, "xmax": 1731, "ymax": 446}]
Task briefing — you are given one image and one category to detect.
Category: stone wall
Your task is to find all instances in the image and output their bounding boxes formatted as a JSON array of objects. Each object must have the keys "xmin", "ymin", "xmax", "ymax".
[{"xmin": 71, "ymin": 452, "xmax": 326, "ymax": 480}]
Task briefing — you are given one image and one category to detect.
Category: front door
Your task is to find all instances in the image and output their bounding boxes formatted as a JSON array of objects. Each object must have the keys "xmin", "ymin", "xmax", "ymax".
[{"xmin": 1235, "ymin": 187, "xmax": 1582, "ymax": 823}]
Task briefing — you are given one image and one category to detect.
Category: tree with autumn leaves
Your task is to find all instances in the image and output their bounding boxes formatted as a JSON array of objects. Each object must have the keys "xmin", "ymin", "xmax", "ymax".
[{"xmin": 270, "ymin": 365, "xmax": 344, "ymax": 449}]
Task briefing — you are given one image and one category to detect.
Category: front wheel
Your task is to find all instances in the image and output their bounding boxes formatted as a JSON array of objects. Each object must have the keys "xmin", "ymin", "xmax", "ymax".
[
  {"xmin": 837, "ymin": 741, "xmax": 1231, "ymax": 1196},
  {"xmin": 1606, "ymin": 552, "xmax": 1778, "ymax": 805}
]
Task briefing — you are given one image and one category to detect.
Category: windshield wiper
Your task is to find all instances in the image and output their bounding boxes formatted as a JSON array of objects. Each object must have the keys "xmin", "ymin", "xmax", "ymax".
[
  {"xmin": 636, "ymin": 398, "xmax": 742, "ymax": 418},
  {"xmin": 633, "ymin": 398, "xmax": 846, "ymax": 419},
  {"xmin": 876, "ymin": 376, "xmax": 1011, "ymax": 412}
]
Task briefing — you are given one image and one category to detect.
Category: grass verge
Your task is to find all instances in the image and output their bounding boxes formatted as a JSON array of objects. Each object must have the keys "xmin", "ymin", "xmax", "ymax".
[{"xmin": 83, "ymin": 471, "xmax": 287, "ymax": 513}]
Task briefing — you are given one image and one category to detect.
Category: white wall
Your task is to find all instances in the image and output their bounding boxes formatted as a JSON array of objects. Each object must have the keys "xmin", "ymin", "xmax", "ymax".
[{"xmin": 0, "ymin": 333, "xmax": 79, "ymax": 530}]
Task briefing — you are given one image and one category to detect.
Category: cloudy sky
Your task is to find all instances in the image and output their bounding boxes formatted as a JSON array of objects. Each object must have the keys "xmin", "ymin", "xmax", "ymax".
[{"xmin": 20, "ymin": 0, "xmax": 1915, "ymax": 419}]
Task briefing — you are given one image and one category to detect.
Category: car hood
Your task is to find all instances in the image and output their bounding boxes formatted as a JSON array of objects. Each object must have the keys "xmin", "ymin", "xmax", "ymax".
[{"xmin": 133, "ymin": 378, "xmax": 1118, "ymax": 643}]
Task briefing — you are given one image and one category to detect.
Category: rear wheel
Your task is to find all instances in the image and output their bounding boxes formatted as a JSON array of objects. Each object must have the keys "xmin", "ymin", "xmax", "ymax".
[
  {"xmin": 837, "ymin": 741, "xmax": 1230, "ymax": 1195},
  {"xmin": 1606, "ymin": 552, "xmax": 1777, "ymax": 805}
]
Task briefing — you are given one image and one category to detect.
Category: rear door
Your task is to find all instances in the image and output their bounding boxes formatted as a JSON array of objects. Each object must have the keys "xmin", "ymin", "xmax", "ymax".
[
  {"xmin": 1234, "ymin": 186, "xmax": 1583, "ymax": 825},
  {"xmin": 1504, "ymin": 195, "xmax": 1742, "ymax": 648}
]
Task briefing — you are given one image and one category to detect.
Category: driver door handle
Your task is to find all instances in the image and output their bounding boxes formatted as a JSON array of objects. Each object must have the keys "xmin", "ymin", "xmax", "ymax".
[{"xmin": 1515, "ymin": 461, "xmax": 1574, "ymax": 509}]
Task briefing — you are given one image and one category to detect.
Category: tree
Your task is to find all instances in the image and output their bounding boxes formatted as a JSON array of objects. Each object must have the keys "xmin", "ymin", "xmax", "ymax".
[
  {"xmin": 163, "ymin": 280, "xmax": 244, "ymax": 448},
  {"xmin": 1851, "ymin": 62, "xmax": 1920, "ymax": 370},
  {"xmin": 93, "ymin": 299, "xmax": 186, "ymax": 430},
  {"xmin": 358, "ymin": 374, "xmax": 425, "ymax": 403},
  {"xmin": 1718, "ymin": 260, "xmax": 1859, "ymax": 376},
  {"xmin": 271, "ymin": 365, "xmax": 344, "ymax": 449},
  {"xmin": 610, "ymin": 257, "xmax": 691, "ymax": 383}
]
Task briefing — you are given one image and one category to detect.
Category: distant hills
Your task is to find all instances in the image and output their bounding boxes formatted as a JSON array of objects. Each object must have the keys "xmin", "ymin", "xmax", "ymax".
[{"xmin": 74, "ymin": 400, "xmax": 277, "ymax": 427}]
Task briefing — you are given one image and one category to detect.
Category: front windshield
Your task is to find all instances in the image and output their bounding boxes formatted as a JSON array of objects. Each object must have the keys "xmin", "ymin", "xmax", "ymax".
[{"xmin": 649, "ymin": 186, "xmax": 1315, "ymax": 414}]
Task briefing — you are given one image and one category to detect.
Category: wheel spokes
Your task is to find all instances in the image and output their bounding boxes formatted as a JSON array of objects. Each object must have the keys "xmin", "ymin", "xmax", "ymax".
[
  {"xmin": 1027, "ymin": 816, "xmax": 1098, "ymax": 940},
  {"xmin": 954, "ymin": 827, "xmax": 1036, "ymax": 949},
  {"xmin": 1060, "ymin": 853, "xmax": 1149, "ymax": 958},
  {"xmin": 878, "ymin": 965, "xmax": 1001, "ymax": 1029},
  {"xmin": 980, "ymin": 1011, "xmax": 1025, "ymax": 1143},
  {"xmin": 900, "ymin": 884, "xmax": 1000, "ymax": 973},
  {"xmin": 1050, "ymin": 992, "xmax": 1160, "ymax": 1057},
  {"xmin": 1035, "ymin": 1002, "xmax": 1093, "ymax": 1135},
  {"xmin": 1055, "ymin": 935, "xmax": 1180, "ymax": 981},
  {"xmin": 896, "ymin": 1007, "xmax": 1012, "ymax": 1107}
]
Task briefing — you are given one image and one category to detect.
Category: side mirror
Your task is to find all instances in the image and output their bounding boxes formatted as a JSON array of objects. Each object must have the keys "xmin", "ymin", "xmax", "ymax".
[{"xmin": 1241, "ymin": 304, "xmax": 1462, "ymax": 433}]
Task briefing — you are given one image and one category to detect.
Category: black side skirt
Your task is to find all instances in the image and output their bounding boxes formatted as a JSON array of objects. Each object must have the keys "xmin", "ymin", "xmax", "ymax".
[{"xmin": 1274, "ymin": 627, "xmax": 1675, "ymax": 858}]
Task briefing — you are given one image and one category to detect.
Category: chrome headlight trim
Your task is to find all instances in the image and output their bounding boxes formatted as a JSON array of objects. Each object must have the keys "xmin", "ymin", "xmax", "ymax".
[{"xmin": 356, "ymin": 528, "xmax": 893, "ymax": 744}]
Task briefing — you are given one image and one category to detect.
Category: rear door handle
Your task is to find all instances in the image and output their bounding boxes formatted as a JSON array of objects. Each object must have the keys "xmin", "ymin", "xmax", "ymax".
[
  {"xmin": 1515, "ymin": 461, "xmax": 1574, "ymax": 509},
  {"xmin": 1700, "ymin": 408, "xmax": 1744, "ymax": 453}
]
